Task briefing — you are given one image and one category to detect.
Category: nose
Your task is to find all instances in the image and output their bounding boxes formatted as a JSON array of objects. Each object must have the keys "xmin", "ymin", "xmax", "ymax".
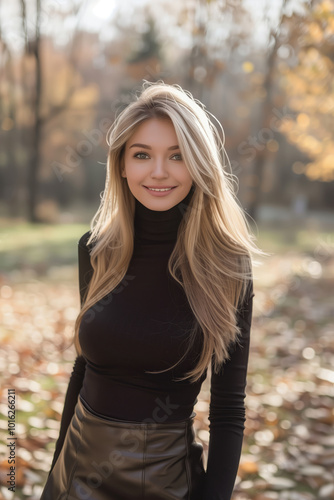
[{"xmin": 150, "ymin": 158, "xmax": 168, "ymax": 178}]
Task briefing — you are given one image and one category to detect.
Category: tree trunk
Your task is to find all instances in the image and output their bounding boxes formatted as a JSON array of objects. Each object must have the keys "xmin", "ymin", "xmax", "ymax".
[
  {"xmin": 27, "ymin": 0, "xmax": 42, "ymax": 222},
  {"xmin": 247, "ymin": 0, "xmax": 288, "ymax": 222}
]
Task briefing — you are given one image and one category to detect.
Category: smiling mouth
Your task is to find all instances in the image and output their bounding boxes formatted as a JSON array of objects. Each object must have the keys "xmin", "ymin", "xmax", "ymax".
[{"xmin": 144, "ymin": 186, "xmax": 177, "ymax": 192}]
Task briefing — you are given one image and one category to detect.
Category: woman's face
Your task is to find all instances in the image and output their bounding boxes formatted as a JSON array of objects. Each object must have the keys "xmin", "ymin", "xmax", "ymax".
[{"xmin": 122, "ymin": 117, "xmax": 193, "ymax": 211}]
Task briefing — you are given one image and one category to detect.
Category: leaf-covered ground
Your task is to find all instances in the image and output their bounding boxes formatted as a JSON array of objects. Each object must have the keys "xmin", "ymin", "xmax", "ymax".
[{"xmin": 0, "ymin": 226, "xmax": 333, "ymax": 500}]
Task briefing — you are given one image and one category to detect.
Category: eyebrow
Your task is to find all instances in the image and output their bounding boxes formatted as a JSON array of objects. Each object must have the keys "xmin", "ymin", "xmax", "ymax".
[{"xmin": 129, "ymin": 143, "xmax": 180, "ymax": 151}]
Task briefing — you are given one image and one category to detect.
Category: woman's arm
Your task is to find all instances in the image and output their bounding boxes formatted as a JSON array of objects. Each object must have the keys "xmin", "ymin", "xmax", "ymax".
[
  {"xmin": 48, "ymin": 355, "xmax": 86, "ymax": 474},
  {"xmin": 48, "ymin": 231, "xmax": 93, "ymax": 475},
  {"xmin": 203, "ymin": 280, "xmax": 254, "ymax": 500}
]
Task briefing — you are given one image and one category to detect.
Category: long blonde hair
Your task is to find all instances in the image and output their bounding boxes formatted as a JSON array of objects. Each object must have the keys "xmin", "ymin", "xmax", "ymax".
[{"xmin": 72, "ymin": 80, "xmax": 267, "ymax": 383}]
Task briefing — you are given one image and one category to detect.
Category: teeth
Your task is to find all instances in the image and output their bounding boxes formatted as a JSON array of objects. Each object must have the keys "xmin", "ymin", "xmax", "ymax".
[{"xmin": 148, "ymin": 187, "xmax": 173, "ymax": 192}]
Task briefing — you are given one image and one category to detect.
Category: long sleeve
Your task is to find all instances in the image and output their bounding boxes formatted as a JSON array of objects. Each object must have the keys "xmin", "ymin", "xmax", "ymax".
[
  {"xmin": 203, "ymin": 280, "xmax": 254, "ymax": 500},
  {"xmin": 48, "ymin": 231, "xmax": 93, "ymax": 475}
]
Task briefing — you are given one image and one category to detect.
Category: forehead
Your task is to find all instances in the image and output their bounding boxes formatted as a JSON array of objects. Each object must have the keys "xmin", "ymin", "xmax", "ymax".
[{"xmin": 127, "ymin": 117, "xmax": 177, "ymax": 144}]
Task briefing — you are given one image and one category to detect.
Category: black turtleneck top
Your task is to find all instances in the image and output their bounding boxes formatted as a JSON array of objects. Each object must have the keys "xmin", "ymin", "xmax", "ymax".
[{"xmin": 49, "ymin": 187, "xmax": 254, "ymax": 500}]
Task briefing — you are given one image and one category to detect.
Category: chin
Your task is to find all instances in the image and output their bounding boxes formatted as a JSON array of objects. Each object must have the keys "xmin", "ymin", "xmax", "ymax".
[{"xmin": 139, "ymin": 192, "xmax": 182, "ymax": 210}]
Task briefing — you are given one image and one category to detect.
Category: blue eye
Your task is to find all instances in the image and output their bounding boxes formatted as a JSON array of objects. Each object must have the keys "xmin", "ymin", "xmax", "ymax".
[{"xmin": 171, "ymin": 154, "xmax": 182, "ymax": 161}]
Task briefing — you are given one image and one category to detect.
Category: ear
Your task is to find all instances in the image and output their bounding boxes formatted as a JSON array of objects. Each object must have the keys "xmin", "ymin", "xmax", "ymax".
[{"xmin": 120, "ymin": 159, "xmax": 126, "ymax": 177}]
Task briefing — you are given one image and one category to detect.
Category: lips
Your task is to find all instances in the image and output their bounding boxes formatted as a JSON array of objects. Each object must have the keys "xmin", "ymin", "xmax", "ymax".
[{"xmin": 144, "ymin": 186, "xmax": 177, "ymax": 189}]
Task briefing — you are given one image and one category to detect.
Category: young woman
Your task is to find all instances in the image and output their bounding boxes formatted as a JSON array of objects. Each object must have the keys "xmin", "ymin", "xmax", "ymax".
[{"xmin": 41, "ymin": 81, "xmax": 265, "ymax": 500}]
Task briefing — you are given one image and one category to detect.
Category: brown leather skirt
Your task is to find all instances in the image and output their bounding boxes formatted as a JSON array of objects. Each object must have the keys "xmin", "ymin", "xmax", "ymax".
[{"xmin": 41, "ymin": 395, "xmax": 206, "ymax": 500}]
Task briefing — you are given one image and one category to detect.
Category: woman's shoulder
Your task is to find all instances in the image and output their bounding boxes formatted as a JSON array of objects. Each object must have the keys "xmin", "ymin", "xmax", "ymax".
[{"xmin": 77, "ymin": 230, "xmax": 94, "ymax": 251}]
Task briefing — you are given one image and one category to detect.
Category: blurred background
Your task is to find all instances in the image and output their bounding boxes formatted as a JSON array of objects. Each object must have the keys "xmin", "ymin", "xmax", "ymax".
[{"xmin": 0, "ymin": 0, "xmax": 333, "ymax": 499}]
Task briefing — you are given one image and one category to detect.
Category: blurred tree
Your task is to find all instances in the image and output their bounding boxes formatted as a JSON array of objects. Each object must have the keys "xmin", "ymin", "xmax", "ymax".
[
  {"xmin": 1, "ymin": 0, "xmax": 88, "ymax": 222},
  {"xmin": 126, "ymin": 14, "xmax": 162, "ymax": 80},
  {"xmin": 0, "ymin": 15, "xmax": 18, "ymax": 216},
  {"xmin": 28, "ymin": 0, "xmax": 42, "ymax": 223},
  {"xmin": 244, "ymin": 0, "xmax": 291, "ymax": 221},
  {"xmin": 278, "ymin": 0, "xmax": 334, "ymax": 181},
  {"xmin": 182, "ymin": 0, "xmax": 252, "ymax": 102},
  {"xmin": 127, "ymin": 15, "xmax": 161, "ymax": 64}
]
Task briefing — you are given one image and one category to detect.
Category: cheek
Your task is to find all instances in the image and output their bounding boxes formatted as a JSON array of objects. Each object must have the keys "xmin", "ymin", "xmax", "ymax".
[
  {"xmin": 123, "ymin": 161, "xmax": 141, "ymax": 181},
  {"xmin": 177, "ymin": 165, "xmax": 192, "ymax": 183}
]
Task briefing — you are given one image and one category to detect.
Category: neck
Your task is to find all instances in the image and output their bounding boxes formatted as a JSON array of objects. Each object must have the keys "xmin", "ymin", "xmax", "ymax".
[{"xmin": 134, "ymin": 186, "xmax": 195, "ymax": 243}]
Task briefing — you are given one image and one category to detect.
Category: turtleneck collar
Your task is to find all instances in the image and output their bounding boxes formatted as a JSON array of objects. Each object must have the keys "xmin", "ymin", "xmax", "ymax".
[{"xmin": 134, "ymin": 186, "xmax": 195, "ymax": 243}]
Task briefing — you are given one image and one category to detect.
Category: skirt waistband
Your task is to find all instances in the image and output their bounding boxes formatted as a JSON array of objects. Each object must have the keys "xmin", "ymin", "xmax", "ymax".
[
  {"xmin": 79, "ymin": 395, "xmax": 196, "ymax": 430},
  {"xmin": 41, "ymin": 393, "xmax": 206, "ymax": 500}
]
